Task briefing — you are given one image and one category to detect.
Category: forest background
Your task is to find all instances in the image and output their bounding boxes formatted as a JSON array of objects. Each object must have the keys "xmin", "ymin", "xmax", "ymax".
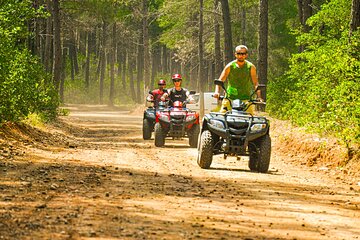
[{"xmin": 0, "ymin": 0, "xmax": 359, "ymax": 153}]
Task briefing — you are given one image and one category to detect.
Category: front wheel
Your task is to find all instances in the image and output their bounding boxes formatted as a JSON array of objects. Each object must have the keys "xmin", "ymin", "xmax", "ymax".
[
  {"xmin": 142, "ymin": 118, "xmax": 152, "ymax": 140},
  {"xmin": 248, "ymin": 134, "xmax": 271, "ymax": 173},
  {"xmin": 154, "ymin": 123, "xmax": 165, "ymax": 147},
  {"xmin": 197, "ymin": 130, "xmax": 214, "ymax": 169},
  {"xmin": 188, "ymin": 124, "xmax": 200, "ymax": 148}
]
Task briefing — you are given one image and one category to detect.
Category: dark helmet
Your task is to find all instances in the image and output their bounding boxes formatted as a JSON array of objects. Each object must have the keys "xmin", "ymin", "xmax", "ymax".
[
  {"xmin": 158, "ymin": 79, "xmax": 166, "ymax": 85},
  {"xmin": 171, "ymin": 73, "xmax": 182, "ymax": 81}
]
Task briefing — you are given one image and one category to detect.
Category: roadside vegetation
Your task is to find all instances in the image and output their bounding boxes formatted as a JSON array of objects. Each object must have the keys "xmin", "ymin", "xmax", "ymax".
[
  {"xmin": 0, "ymin": 0, "xmax": 359, "ymax": 151},
  {"xmin": 267, "ymin": 0, "xmax": 359, "ymax": 148},
  {"xmin": 0, "ymin": 1, "xmax": 58, "ymax": 123}
]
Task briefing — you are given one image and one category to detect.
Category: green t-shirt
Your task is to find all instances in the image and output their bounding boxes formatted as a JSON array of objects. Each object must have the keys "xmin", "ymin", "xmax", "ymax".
[{"xmin": 226, "ymin": 60, "xmax": 254, "ymax": 100}]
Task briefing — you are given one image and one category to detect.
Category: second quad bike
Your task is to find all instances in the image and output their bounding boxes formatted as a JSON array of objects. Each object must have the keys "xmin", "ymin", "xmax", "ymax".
[
  {"xmin": 142, "ymin": 100, "xmax": 167, "ymax": 140},
  {"xmin": 154, "ymin": 101, "xmax": 200, "ymax": 148},
  {"xmin": 197, "ymin": 80, "xmax": 271, "ymax": 173}
]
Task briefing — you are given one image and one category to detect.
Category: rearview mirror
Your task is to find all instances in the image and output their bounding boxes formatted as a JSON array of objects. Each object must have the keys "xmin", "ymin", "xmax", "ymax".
[{"xmin": 189, "ymin": 90, "xmax": 196, "ymax": 95}]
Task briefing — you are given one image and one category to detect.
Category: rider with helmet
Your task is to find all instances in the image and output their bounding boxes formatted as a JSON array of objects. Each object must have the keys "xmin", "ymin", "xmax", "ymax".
[
  {"xmin": 147, "ymin": 79, "xmax": 167, "ymax": 108},
  {"xmin": 161, "ymin": 74, "xmax": 193, "ymax": 107}
]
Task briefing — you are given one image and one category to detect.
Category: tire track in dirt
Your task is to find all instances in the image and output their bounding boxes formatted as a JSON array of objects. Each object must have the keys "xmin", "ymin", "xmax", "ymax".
[{"xmin": 1, "ymin": 104, "xmax": 359, "ymax": 239}]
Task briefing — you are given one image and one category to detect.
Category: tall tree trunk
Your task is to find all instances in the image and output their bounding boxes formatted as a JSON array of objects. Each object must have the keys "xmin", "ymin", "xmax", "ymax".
[
  {"xmin": 136, "ymin": 35, "xmax": 144, "ymax": 104},
  {"xmin": 350, "ymin": 0, "xmax": 360, "ymax": 37},
  {"xmin": 85, "ymin": 31, "xmax": 91, "ymax": 89},
  {"xmin": 297, "ymin": 0, "xmax": 304, "ymax": 25},
  {"xmin": 297, "ymin": 0, "xmax": 304, "ymax": 52},
  {"xmin": 128, "ymin": 57, "xmax": 136, "ymax": 102},
  {"xmin": 214, "ymin": 0, "xmax": 222, "ymax": 76},
  {"xmin": 117, "ymin": 41, "xmax": 122, "ymax": 78},
  {"xmin": 70, "ymin": 31, "xmax": 79, "ymax": 76},
  {"xmin": 209, "ymin": 62, "xmax": 215, "ymax": 91},
  {"xmin": 122, "ymin": 49, "xmax": 127, "ymax": 91},
  {"xmin": 69, "ymin": 37, "xmax": 75, "ymax": 81},
  {"xmin": 52, "ymin": 0, "xmax": 61, "ymax": 91},
  {"xmin": 162, "ymin": 45, "xmax": 168, "ymax": 73},
  {"xmin": 302, "ymin": 0, "xmax": 312, "ymax": 33},
  {"xmin": 220, "ymin": 0, "xmax": 233, "ymax": 63},
  {"xmin": 190, "ymin": 60, "xmax": 197, "ymax": 91},
  {"xmin": 199, "ymin": 0, "xmax": 205, "ymax": 119},
  {"xmin": 257, "ymin": 0, "xmax": 268, "ymax": 111},
  {"xmin": 143, "ymin": 0, "xmax": 150, "ymax": 96},
  {"xmin": 44, "ymin": 0, "xmax": 53, "ymax": 74},
  {"xmin": 99, "ymin": 21, "xmax": 107, "ymax": 104},
  {"xmin": 96, "ymin": 52, "xmax": 101, "ymax": 81},
  {"xmin": 109, "ymin": 23, "xmax": 116, "ymax": 106},
  {"xmin": 150, "ymin": 46, "xmax": 158, "ymax": 89},
  {"xmin": 169, "ymin": 50, "xmax": 173, "ymax": 74},
  {"xmin": 298, "ymin": 0, "xmax": 312, "ymax": 52},
  {"xmin": 241, "ymin": 4, "xmax": 246, "ymax": 45},
  {"xmin": 60, "ymin": 47, "xmax": 67, "ymax": 102},
  {"xmin": 29, "ymin": 0, "xmax": 41, "ymax": 56}
]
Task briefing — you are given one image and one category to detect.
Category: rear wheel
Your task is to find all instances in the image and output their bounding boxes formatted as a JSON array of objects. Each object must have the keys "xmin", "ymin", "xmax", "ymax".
[
  {"xmin": 197, "ymin": 130, "xmax": 214, "ymax": 169},
  {"xmin": 142, "ymin": 118, "xmax": 152, "ymax": 140},
  {"xmin": 248, "ymin": 134, "xmax": 271, "ymax": 173},
  {"xmin": 188, "ymin": 124, "xmax": 200, "ymax": 148},
  {"xmin": 154, "ymin": 123, "xmax": 165, "ymax": 147}
]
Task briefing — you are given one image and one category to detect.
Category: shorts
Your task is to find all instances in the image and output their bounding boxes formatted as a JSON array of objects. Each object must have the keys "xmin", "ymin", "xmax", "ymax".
[{"xmin": 220, "ymin": 99, "xmax": 255, "ymax": 115}]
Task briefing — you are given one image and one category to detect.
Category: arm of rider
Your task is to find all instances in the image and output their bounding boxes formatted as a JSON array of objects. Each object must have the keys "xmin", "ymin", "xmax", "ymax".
[
  {"xmin": 214, "ymin": 65, "xmax": 230, "ymax": 99},
  {"xmin": 254, "ymin": 85, "xmax": 263, "ymax": 102},
  {"xmin": 146, "ymin": 93, "xmax": 154, "ymax": 102},
  {"xmin": 185, "ymin": 90, "xmax": 195, "ymax": 104},
  {"xmin": 250, "ymin": 66, "xmax": 264, "ymax": 102},
  {"xmin": 160, "ymin": 90, "xmax": 169, "ymax": 102}
]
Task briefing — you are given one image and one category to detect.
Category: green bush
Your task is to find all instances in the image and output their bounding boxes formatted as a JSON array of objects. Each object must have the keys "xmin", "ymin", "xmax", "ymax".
[
  {"xmin": 267, "ymin": 0, "xmax": 359, "ymax": 146},
  {"xmin": 0, "ymin": 0, "xmax": 58, "ymax": 123}
]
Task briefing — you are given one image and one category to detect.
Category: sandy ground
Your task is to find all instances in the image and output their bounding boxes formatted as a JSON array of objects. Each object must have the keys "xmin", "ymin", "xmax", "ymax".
[{"xmin": 0, "ymin": 104, "xmax": 359, "ymax": 240}]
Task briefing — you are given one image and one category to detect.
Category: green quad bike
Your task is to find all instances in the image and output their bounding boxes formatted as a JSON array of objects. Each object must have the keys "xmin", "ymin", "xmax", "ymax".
[{"xmin": 197, "ymin": 80, "xmax": 271, "ymax": 173}]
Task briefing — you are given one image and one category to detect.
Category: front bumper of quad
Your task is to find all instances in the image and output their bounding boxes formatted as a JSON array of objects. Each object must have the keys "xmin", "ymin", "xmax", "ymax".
[{"xmin": 202, "ymin": 112, "xmax": 269, "ymax": 155}]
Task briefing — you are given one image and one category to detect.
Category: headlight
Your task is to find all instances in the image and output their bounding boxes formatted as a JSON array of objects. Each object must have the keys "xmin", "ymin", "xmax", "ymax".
[
  {"xmin": 250, "ymin": 123, "xmax": 267, "ymax": 132},
  {"xmin": 186, "ymin": 115, "xmax": 196, "ymax": 122},
  {"xmin": 148, "ymin": 112, "xmax": 155, "ymax": 117},
  {"xmin": 252, "ymin": 117, "xmax": 266, "ymax": 123},
  {"xmin": 209, "ymin": 119, "xmax": 225, "ymax": 129}
]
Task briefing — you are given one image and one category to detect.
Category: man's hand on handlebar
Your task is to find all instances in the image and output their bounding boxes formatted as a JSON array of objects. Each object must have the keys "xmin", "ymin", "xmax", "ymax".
[{"xmin": 213, "ymin": 92, "xmax": 220, "ymax": 99}]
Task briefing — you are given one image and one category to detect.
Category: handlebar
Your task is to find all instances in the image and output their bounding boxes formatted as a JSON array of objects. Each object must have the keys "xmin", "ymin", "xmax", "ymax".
[{"xmin": 250, "ymin": 100, "xmax": 266, "ymax": 105}]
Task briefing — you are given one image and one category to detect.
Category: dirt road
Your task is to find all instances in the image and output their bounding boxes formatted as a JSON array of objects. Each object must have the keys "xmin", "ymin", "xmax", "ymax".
[{"xmin": 1, "ymin": 104, "xmax": 359, "ymax": 239}]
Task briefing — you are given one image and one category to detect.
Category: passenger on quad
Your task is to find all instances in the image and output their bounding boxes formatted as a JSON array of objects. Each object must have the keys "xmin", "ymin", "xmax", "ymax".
[
  {"xmin": 146, "ymin": 79, "xmax": 167, "ymax": 108},
  {"xmin": 213, "ymin": 45, "xmax": 263, "ymax": 114},
  {"xmin": 161, "ymin": 74, "xmax": 193, "ymax": 107}
]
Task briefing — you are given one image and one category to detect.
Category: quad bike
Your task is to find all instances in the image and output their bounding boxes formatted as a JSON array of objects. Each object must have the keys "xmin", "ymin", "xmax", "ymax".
[
  {"xmin": 142, "ymin": 99, "xmax": 167, "ymax": 140},
  {"xmin": 154, "ymin": 100, "xmax": 200, "ymax": 148},
  {"xmin": 197, "ymin": 80, "xmax": 271, "ymax": 173}
]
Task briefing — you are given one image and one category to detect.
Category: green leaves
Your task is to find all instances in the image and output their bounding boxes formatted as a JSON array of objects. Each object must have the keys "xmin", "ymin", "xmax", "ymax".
[
  {"xmin": 267, "ymin": 0, "xmax": 359, "ymax": 146},
  {"xmin": 0, "ymin": 0, "xmax": 59, "ymax": 123}
]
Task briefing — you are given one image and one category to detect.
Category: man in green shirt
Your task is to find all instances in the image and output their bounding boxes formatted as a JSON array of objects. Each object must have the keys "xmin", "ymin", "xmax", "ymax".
[{"xmin": 213, "ymin": 45, "xmax": 262, "ymax": 114}]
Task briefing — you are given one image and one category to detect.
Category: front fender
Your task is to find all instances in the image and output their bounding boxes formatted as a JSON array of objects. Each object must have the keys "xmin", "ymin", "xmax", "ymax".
[{"xmin": 200, "ymin": 114, "xmax": 212, "ymax": 132}]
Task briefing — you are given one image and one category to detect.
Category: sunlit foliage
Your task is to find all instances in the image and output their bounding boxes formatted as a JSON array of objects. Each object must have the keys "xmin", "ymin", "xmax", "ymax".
[
  {"xmin": 0, "ymin": 0, "xmax": 58, "ymax": 123},
  {"xmin": 267, "ymin": 0, "xmax": 359, "ymax": 146}
]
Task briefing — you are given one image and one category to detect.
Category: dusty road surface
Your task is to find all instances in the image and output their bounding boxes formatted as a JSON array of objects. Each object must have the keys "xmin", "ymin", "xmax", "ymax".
[{"xmin": 1, "ymin": 104, "xmax": 359, "ymax": 240}]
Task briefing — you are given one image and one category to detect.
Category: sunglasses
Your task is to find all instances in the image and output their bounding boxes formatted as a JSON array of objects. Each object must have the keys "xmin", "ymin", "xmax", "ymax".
[
  {"xmin": 173, "ymin": 79, "xmax": 181, "ymax": 82},
  {"xmin": 158, "ymin": 84, "xmax": 165, "ymax": 86},
  {"xmin": 236, "ymin": 52, "xmax": 247, "ymax": 56}
]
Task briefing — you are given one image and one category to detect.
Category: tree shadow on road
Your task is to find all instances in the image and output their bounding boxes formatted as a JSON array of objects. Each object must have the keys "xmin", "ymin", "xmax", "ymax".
[{"xmin": 1, "ymin": 153, "xmax": 359, "ymax": 240}]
